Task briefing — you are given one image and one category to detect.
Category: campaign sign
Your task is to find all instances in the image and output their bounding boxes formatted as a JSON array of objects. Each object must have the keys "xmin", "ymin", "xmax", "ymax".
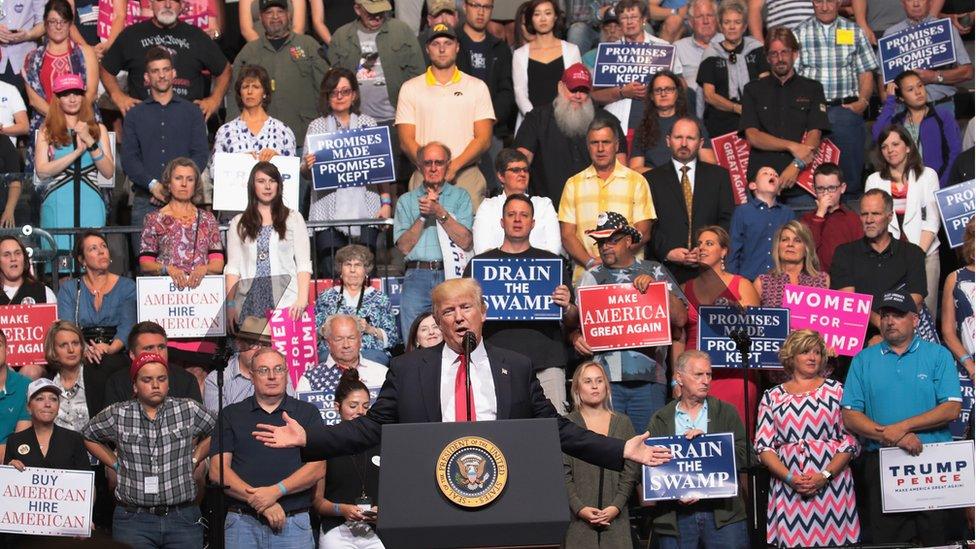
[
  {"xmin": 697, "ymin": 306, "xmax": 789, "ymax": 369},
  {"xmin": 0, "ymin": 466, "xmax": 94, "ymax": 537},
  {"xmin": 935, "ymin": 179, "xmax": 974, "ymax": 248},
  {"xmin": 593, "ymin": 43, "xmax": 675, "ymax": 87},
  {"xmin": 577, "ymin": 282, "xmax": 671, "ymax": 351},
  {"xmin": 212, "ymin": 153, "xmax": 301, "ymax": 211},
  {"xmin": 642, "ymin": 433, "xmax": 738, "ymax": 502},
  {"xmin": 268, "ymin": 305, "xmax": 318, "ymax": 389},
  {"xmin": 878, "ymin": 18, "xmax": 957, "ymax": 83},
  {"xmin": 0, "ymin": 304, "xmax": 57, "ymax": 366},
  {"xmin": 794, "ymin": 139, "xmax": 841, "ymax": 196},
  {"xmin": 298, "ymin": 390, "xmax": 341, "ymax": 425},
  {"xmin": 470, "ymin": 258, "xmax": 562, "ymax": 321},
  {"xmin": 950, "ymin": 365, "xmax": 973, "ymax": 440},
  {"xmin": 136, "ymin": 276, "xmax": 226, "ymax": 338},
  {"xmin": 782, "ymin": 285, "xmax": 873, "ymax": 356},
  {"xmin": 880, "ymin": 440, "xmax": 975, "ymax": 513},
  {"xmin": 308, "ymin": 126, "xmax": 396, "ymax": 191},
  {"xmin": 710, "ymin": 132, "xmax": 750, "ymax": 205}
]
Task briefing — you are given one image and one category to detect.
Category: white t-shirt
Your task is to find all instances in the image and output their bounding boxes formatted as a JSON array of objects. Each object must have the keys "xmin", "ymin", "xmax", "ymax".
[{"xmin": 0, "ymin": 81, "xmax": 25, "ymax": 146}]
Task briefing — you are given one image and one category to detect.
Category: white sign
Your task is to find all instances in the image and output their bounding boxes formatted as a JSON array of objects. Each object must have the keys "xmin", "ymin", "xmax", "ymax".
[
  {"xmin": 211, "ymin": 153, "xmax": 301, "ymax": 212},
  {"xmin": 136, "ymin": 275, "xmax": 227, "ymax": 338},
  {"xmin": 880, "ymin": 440, "xmax": 975, "ymax": 513},
  {"xmin": 0, "ymin": 465, "xmax": 94, "ymax": 537}
]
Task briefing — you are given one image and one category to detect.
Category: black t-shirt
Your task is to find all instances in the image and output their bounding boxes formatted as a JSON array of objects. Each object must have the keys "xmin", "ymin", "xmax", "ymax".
[
  {"xmin": 829, "ymin": 237, "xmax": 927, "ymax": 300},
  {"xmin": 459, "ymin": 32, "xmax": 491, "ymax": 83},
  {"xmin": 514, "ymin": 105, "xmax": 628, "ymax": 207},
  {"xmin": 101, "ymin": 20, "xmax": 228, "ymax": 101},
  {"xmin": 323, "ymin": 0, "xmax": 356, "ymax": 35},
  {"xmin": 462, "ymin": 247, "xmax": 569, "ymax": 372},
  {"xmin": 320, "ymin": 445, "xmax": 380, "ymax": 532},
  {"xmin": 73, "ymin": 0, "xmax": 100, "ymax": 46},
  {"xmin": 696, "ymin": 46, "xmax": 768, "ymax": 137}
]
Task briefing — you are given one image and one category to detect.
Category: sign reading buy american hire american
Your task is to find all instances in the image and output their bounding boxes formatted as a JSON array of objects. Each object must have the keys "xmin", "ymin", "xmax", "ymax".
[
  {"xmin": 137, "ymin": 276, "xmax": 226, "ymax": 339},
  {"xmin": 308, "ymin": 126, "xmax": 396, "ymax": 191},
  {"xmin": 642, "ymin": 433, "xmax": 738, "ymax": 502},
  {"xmin": 0, "ymin": 465, "xmax": 94, "ymax": 537},
  {"xmin": 470, "ymin": 258, "xmax": 563, "ymax": 320},
  {"xmin": 577, "ymin": 282, "xmax": 671, "ymax": 351}
]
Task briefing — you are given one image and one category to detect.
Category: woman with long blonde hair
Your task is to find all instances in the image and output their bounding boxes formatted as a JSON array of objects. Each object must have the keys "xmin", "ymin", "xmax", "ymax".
[{"xmin": 754, "ymin": 220, "xmax": 829, "ymax": 308}]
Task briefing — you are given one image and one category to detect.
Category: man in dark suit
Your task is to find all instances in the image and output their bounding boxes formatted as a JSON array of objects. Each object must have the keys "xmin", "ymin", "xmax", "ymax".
[
  {"xmin": 254, "ymin": 278, "xmax": 671, "ymax": 471},
  {"xmin": 646, "ymin": 117, "xmax": 734, "ymax": 283}
]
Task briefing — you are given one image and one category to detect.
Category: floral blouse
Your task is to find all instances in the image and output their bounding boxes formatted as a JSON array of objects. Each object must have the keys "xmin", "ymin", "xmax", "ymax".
[
  {"xmin": 138, "ymin": 209, "xmax": 223, "ymax": 272},
  {"xmin": 314, "ymin": 286, "xmax": 398, "ymax": 355}
]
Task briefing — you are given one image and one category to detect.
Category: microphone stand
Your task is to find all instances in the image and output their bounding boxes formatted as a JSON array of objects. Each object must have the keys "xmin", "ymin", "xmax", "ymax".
[
  {"xmin": 207, "ymin": 339, "xmax": 233, "ymax": 549},
  {"xmin": 728, "ymin": 326, "xmax": 758, "ymax": 536}
]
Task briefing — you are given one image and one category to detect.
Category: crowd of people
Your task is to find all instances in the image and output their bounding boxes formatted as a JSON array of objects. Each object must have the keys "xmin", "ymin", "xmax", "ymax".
[{"xmin": 0, "ymin": 0, "xmax": 971, "ymax": 547}]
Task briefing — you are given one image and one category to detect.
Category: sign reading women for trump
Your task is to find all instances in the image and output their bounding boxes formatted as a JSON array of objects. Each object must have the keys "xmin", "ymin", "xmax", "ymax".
[
  {"xmin": 592, "ymin": 43, "xmax": 675, "ymax": 86},
  {"xmin": 880, "ymin": 440, "xmax": 975, "ymax": 513},
  {"xmin": 268, "ymin": 306, "xmax": 318, "ymax": 389},
  {"xmin": 577, "ymin": 282, "xmax": 670, "ymax": 351},
  {"xmin": 0, "ymin": 304, "xmax": 57, "ymax": 365},
  {"xmin": 0, "ymin": 466, "xmax": 94, "ymax": 537},
  {"xmin": 137, "ymin": 276, "xmax": 226, "ymax": 338},
  {"xmin": 307, "ymin": 127, "xmax": 396, "ymax": 191},
  {"xmin": 470, "ymin": 258, "xmax": 562, "ymax": 320},
  {"xmin": 935, "ymin": 179, "xmax": 974, "ymax": 248},
  {"xmin": 697, "ymin": 306, "xmax": 789, "ymax": 369},
  {"xmin": 642, "ymin": 433, "xmax": 738, "ymax": 502},
  {"xmin": 878, "ymin": 18, "xmax": 956, "ymax": 83},
  {"xmin": 212, "ymin": 153, "xmax": 301, "ymax": 211},
  {"xmin": 782, "ymin": 285, "xmax": 872, "ymax": 356}
]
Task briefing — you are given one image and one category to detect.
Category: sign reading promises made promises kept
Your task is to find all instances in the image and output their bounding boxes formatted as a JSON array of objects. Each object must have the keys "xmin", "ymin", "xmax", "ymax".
[
  {"xmin": 308, "ymin": 126, "xmax": 396, "ymax": 191},
  {"xmin": 592, "ymin": 43, "xmax": 675, "ymax": 87},
  {"xmin": 697, "ymin": 306, "xmax": 789, "ymax": 369},
  {"xmin": 878, "ymin": 18, "xmax": 957, "ymax": 83}
]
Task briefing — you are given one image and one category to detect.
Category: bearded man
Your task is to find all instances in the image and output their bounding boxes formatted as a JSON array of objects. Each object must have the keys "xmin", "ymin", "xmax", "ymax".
[{"xmin": 514, "ymin": 63, "xmax": 627, "ymax": 208}]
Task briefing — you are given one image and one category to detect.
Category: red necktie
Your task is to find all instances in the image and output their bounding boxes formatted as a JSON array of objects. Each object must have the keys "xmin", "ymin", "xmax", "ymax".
[{"xmin": 454, "ymin": 355, "xmax": 476, "ymax": 422}]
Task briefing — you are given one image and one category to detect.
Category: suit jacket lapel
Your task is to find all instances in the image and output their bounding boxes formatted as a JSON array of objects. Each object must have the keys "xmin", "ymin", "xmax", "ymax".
[
  {"xmin": 419, "ymin": 345, "xmax": 443, "ymax": 422},
  {"xmin": 487, "ymin": 345, "xmax": 511, "ymax": 420}
]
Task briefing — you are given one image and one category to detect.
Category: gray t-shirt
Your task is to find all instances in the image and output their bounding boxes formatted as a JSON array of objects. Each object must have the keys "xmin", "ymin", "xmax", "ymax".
[
  {"xmin": 356, "ymin": 29, "xmax": 396, "ymax": 122},
  {"xmin": 865, "ymin": 0, "xmax": 906, "ymax": 33}
]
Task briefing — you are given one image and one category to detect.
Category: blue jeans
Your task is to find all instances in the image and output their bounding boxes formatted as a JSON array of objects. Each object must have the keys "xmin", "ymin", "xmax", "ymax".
[
  {"xmin": 112, "ymin": 505, "xmax": 204, "ymax": 549},
  {"xmin": 398, "ymin": 268, "xmax": 445, "ymax": 339},
  {"xmin": 827, "ymin": 105, "xmax": 867, "ymax": 198},
  {"xmin": 610, "ymin": 381, "xmax": 666, "ymax": 434},
  {"xmin": 657, "ymin": 512, "xmax": 749, "ymax": 549},
  {"xmin": 567, "ymin": 22, "xmax": 599, "ymax": 53},
  {"xmin": 224, "ymin": 510, "xmax": 314, "ymax": 549}
]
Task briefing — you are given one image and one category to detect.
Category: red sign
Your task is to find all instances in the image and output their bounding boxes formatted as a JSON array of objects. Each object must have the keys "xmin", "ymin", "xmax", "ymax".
[
  {"xmin": 0, "ymin": 304, "xmax": 58, "ymax": 365},
  {"xmin": 577, "ymin": 283, "xmax": 671, "ymax": 351},
  {"xmin": 711, "ymin": 132, "xmax": 840, "ymax": 199}
]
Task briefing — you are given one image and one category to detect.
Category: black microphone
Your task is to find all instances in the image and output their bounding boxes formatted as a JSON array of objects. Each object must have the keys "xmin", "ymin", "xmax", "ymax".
[
  {"xmin": 462, "ymin": 331, "xmax": 478, "ymax": 353},
  {"xmin": 461, "ymin": 331, "xmax": 477, "ymax": 421}
]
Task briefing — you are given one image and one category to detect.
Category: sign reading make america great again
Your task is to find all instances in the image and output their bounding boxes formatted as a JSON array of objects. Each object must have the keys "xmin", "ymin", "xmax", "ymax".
[
  {"xmin": 308, "ymin": 126, "xmax": 396, "ymax": 191},
  {"xmin": 642, "ymin": 433, "xmax": 739, "ymax": 502},
  {"xmin": 470, "ymin": 258, "xmax": 563, "ymax": 321},
  {"xmin": 0, "ymin": 304, "xmax": 57, "ymax": 365},
  {"xmin": 577, "ymin": 282, "xmax": 671, "ymax": 351}
]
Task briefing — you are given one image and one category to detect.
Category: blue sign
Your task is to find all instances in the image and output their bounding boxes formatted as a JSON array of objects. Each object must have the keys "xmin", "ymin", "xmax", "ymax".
[
  {"xmin": 642, "ymin": 433, "xmax": 739, "ymax": 502},
  {"xmin": 936, "ymin": 179, "xmax": 974, "ymax": 249},
  {"xmin": 697, "ymin": 306, "xmax": 789, "ymax": 369},
  {"xmin": 951, "ymin": 365, "xmax": 973, "ymax": 440},
  {"xmin": 593, "ymin": 42, "xmax": 675, "ymax": 87},
  {"xmin": 297, "ymin": 390, "xmax": 341, "ymax": 425},
  {"xmin": 470, "ymin": 258, "xmax": 563, "ymax": 321},
  {"xmin": 308, "ymin": 126, "xmax": 396, "ymax": 191},
  {"xmin": 878, "ymin": 18, "xmax": 957, "ymax": 83}
]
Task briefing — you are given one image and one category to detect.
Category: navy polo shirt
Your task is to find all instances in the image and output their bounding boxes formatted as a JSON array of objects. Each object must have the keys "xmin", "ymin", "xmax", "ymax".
[{"xmin": 211, "ymin": 395, "xmax": 322, "ymax": 513}]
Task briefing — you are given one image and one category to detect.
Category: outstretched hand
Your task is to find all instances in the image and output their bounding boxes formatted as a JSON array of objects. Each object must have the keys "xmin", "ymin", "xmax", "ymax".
[
  {"xmin": 253, "ymin": 411, "xmax": 308, "ymax": 448},
  {"xmin": 623, "ymin": 432, "xmax": 671, "ymax": 467}
]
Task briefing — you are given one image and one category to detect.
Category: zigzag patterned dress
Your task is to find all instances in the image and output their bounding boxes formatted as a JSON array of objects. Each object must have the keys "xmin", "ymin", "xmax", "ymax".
[{"xmin": 755, "ymin": 378, "xmax": 861, "ymax": 547}]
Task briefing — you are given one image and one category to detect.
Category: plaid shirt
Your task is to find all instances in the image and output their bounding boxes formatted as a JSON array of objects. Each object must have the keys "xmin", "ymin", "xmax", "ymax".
[
  {"xmin": 84, "ymin": 397, "xmax": 216, "ymax": 506},
  {"xmin": 795, "ymin": 16, "xmax": 877, "ymax": 101}
]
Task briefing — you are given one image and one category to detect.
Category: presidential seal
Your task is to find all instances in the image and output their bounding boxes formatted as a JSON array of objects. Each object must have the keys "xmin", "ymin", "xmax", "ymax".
[{"xmin": 435, "ymin": 436, "xmax": 508, "ymax": 508}]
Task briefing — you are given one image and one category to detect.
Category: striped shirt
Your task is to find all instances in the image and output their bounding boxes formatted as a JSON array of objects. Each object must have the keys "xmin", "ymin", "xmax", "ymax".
[
  {"xmin": 764, "ymin": 0, "xmax": 813, "ymax": 30},
  {"xmin": 795, "ymin": 16, "xmax": 878, "ymax": 101}
]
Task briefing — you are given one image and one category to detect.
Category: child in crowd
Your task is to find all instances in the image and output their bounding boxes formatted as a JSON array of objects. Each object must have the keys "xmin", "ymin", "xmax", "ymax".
[{"xmin": 728, "ymin": 166, "xmax": 795, "ymax": 280}]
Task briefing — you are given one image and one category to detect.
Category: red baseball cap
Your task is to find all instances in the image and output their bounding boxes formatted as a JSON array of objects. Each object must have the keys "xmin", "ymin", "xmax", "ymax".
[{"xmin": 561, "ymin": 63, "xmax": 592, "ymax": 92}]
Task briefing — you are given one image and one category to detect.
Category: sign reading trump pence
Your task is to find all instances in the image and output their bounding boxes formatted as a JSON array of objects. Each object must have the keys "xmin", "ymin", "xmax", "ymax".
[
  {"xmin": 308, "ymin": 126, "xmax": 396, "ymax": 191},
  {"xmin": 642, "ymin": 433, "xmax": 738, "ymax": 502},
  {"xmin": 878, "ymin": 18, "xmax": 957, "ymax": 83},
  {"xmin": 782, "ymin": 285, "xmax": 872, "ymax": 356},
  {"xmin": 212, "ymin": 153, "xmax": 301, "ymax": 212},
  {"xmin": 0, "ymin": 466, "xmax": 94, "ymax": 537},
  {"xmin": 137, "ymin": 276, "xmax": 226, "ymax": 338},
  {"xmin": 592, "ymin": 42, "xmax": 675, "ymax": 87},
  {"xmin": 697, "ymin": 306, "xmax": 789, "ymax": 369},
  {"xmin": 577, "ymin": 282, "xmax": 671, "ymax": 351},
  {"xmin": 880, "ymin": 440, "xmax": 975, "ymax": 513},
  {"xmin": 470, "ymin": 258, "xmax": 563, "ymax": 321},
  {"xmin": 0, "ymin": 304, "xmax": 57, "ymax": 365}
]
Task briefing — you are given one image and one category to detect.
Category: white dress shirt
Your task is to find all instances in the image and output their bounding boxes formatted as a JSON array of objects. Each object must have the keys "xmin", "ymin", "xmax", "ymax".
[
  {"xmin": 671, "ymin": 158, "xmax": 698, "ymax": 194},
  {"xmin": 440, "ymin": 341, "xmax": 497, "ymax": 422},
  {"xmin": 471, "ymin": 192, "xmax": 564, "ymax": 255}
]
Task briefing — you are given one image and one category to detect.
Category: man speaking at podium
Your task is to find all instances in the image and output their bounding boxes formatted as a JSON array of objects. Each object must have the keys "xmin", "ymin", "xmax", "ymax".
[{"xmin": 253, "ymin": 278, "xmax": 671, "ymax": 471}]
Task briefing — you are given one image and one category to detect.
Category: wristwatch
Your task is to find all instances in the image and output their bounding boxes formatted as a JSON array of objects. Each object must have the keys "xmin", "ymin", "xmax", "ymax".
[
  {"xmin": 936, "ymin": 71, "xmax": 945, "ymax": 83},
  {"xmin": 437, "ymin": 212, "xmax": 449, "ymax": 223},
  {"xmin": 820, "ymin": 469, "xmax": 833, "ymax": 481}
]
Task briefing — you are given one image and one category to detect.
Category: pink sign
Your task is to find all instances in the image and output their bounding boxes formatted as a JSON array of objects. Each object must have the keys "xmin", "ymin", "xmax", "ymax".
[
  {"xmin": 267, "ymin": 305, "xmax": 318, "ymax": 388},
  {"xmin": 711, "ymin": 132, "xmax": 840, "ymax": 199},
  {"xmin": 577, "ymin": 283, "xmax": 671, "ymax": 351},
  {"xmin": 782, "ymin": 285, "xmax": 873, "ymax": 356}
]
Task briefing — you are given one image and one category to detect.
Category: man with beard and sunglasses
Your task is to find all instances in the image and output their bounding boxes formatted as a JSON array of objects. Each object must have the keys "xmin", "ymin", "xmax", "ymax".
[
  {"xmin": 514, "ymin": 63, "xmax": 626, "ymax": 209},
  {"xmin": 100, "ymin": 0, "xmax": 230, "ymax": 116}
]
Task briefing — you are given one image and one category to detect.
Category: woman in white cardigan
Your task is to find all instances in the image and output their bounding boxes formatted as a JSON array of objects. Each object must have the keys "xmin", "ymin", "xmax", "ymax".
[
  {"xmin": 225, "ymin": 161, "xmax": 313, "ymax": 328},
  {"xmin": 866, "ymin": 125, "xmax": 941, "ymax": 315},
  {"xmin": 512, "ymin": 0, "xmax": 581, "ymax": 129}
]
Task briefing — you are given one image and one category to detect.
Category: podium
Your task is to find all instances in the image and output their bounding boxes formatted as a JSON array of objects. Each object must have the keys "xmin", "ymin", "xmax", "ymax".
[{"xmin": 377, "ymin": 418, "xmax": 570, "ymax": 549}]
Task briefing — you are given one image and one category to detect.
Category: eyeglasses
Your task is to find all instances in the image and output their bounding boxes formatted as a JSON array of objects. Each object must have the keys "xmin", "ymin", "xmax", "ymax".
[
  {"xmin": 465, "ymin": 1, "xmax": 493, "ymax": 10},
  {"xmin": 329, "ymin": 88, "xmax": 354, "ymax": 99},
  {"xmin": 254, "ymin": 365, "xmax": 288, "ymax": 377},
  {"xmin": 45, "ymin": 18, "xmax": 69, "ymax": 27},
  {"xmin": 505, "ymin": 167, "xmax": 528, "ymax": 174},
  {"xmin": 653, "ymin": 86, "xmax": 677, "ymax": 95},
  {"xmin": 423, "ymin": 159, "xmax": 448, "ymax": 167},
  {"xmin": 767, "ymin": 49, "xmax": 794, "ymax": 60},
  {"xmin": 814, "ymin": 185, "xmax": 842, "ymax": 194}
]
